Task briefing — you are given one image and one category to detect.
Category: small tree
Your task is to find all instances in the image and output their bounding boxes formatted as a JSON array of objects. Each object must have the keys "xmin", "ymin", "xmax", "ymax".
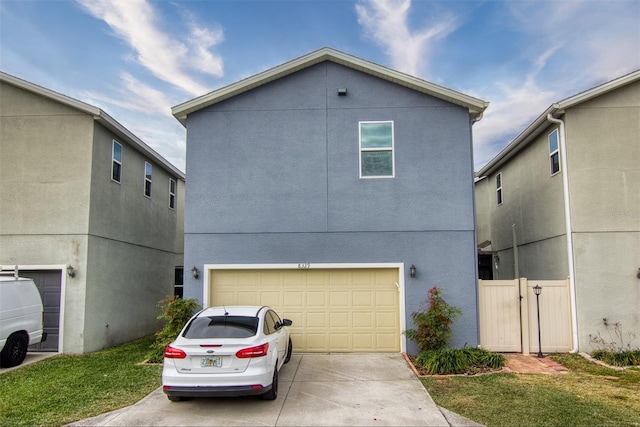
[
  {"xmin": 406, "ymin": 286, "xmax": 462, "ymax": 353},
  {"xmin": 147, "ymin": 296, "xmax": 200, "ymax": 363}
]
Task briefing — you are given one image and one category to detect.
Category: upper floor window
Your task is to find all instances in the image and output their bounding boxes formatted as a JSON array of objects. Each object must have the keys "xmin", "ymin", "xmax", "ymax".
[
  {"xmin": 496, "ymin": 172, "xmax": 503, "ymax": 205},
  {"xmin": 111, "ymin": 140, "xmax": 122, "ymax": 183},
  {"xmin": 144, "ymin": 162, "xmax": 152, "ymax": 198},
  {"xmin": 549, "ymin": 129, "xmax": 560, "ymax": 175},
  {"xmin": 169, "ymin": 178, "xmax": 177, "ymax": 210},
  {"xmin": 359, "ymin": 121, "xmax": 394, "ymax": 178}
]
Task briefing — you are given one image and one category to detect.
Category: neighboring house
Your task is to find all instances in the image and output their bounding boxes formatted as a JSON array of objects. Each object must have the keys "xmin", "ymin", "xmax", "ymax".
[
  {"xmin": 475, "ymin": 70, "xmax": 640, "ymax": 352},
  {"xmin": 0, "ymin": 71, "xmax": 185, "ymax": 354},
  {"xmin": 172, "ymin": 47, "xmax": 488, "ymax": 354}
]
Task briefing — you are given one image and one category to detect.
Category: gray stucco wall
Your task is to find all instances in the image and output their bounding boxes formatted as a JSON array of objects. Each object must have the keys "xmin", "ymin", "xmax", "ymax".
[
  {"xmin": 184, "ymin": 61, "xmax": 479, "ymax": 351},
  {"xmin": 564, "ymin": 82, "xmax": 640, "ymax": 350},
  {"xmin": 1, "ymin": 80, "xmax": 182, "ymax": 353}
]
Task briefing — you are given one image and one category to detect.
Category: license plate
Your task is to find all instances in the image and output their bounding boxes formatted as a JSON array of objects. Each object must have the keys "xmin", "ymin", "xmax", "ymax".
[{"xmin": 201, "ymin": 356, "xmax": 222, "ymax": 368}]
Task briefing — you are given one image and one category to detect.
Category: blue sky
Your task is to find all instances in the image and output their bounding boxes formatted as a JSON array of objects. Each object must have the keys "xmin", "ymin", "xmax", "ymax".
[{"xmin": 1, "ymin": 0, "xmax": 639, "ymax": 172}]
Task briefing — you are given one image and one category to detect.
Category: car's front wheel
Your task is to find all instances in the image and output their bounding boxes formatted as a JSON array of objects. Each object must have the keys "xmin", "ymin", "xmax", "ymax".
[{"xmin": 261, "ymin": 365, "xmax": 278, "ymax": 400}]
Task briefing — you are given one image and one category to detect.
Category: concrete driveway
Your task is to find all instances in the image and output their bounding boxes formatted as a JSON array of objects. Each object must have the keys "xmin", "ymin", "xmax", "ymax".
[{"xmin": 69, "ymin": 353, "xmax": 480, "ymax": 426}]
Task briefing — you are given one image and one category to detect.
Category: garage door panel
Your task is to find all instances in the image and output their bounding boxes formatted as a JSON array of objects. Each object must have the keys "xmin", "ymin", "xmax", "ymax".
[
  {"xmin": 210, "ymin": 268, "xmax": 400, "ymax": 352},
  {"xmin": 306, "ymin": 291, "xmax": 327, "ymax": 307},
  {"xmin": 284, "ymin": 291, "xmax": 304, "ymax": 307},
  {"xmin": 330, "ymin": 291, "xmax": 349, "ymax": 307}
]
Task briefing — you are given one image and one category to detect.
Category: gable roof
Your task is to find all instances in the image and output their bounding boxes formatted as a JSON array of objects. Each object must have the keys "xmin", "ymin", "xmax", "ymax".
[
  {"xmin": 172, "ymin": 47, "xmax": 489, "ymax": 126},
  {"xmin": 478, "ymin": 69, "xmax": 640, "ymax": 177},
  {"xmin": 0, "ymin": 71, "xmax": 185, "ymax": 179}
]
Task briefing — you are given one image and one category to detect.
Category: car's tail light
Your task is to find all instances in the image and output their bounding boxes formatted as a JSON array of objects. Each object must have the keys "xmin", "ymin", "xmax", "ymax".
[
  {"xmin": 164, "ymin": 345, "xmax": 187, "ymax": 359},
  {"xmin": 236, "ymin": 342, "xmax": 269, "ymax": 358}
]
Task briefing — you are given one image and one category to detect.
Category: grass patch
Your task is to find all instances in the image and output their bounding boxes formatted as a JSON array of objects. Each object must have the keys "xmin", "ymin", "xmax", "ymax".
[
  {"xmin": 421, "ymin": 353, "xmax": 640, "ymax": 427},
  {"xmin": 0, "ymin": 336, "xmax": 162, "ymax": 427}
]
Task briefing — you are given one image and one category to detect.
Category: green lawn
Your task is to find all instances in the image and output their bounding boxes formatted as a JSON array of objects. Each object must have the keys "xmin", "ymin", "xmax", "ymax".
[
  {"xmin": 0, "ymin": 336, "xmax": 162, "ymax": 427},
  {"xmin": 422, "ymin": 354, "xmax": 640, "ymax": 427}
]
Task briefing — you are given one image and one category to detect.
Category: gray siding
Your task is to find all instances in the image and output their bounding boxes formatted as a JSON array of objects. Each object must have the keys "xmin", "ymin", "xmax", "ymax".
[{"xmin": 185, "ymin": 62, "xmax": 479, "ymax": 351}]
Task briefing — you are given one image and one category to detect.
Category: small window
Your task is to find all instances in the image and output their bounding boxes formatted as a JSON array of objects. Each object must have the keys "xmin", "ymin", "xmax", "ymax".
[
  {"xmin": 174, "ymin": 267, "xmax": 183, "ymax": 298},
  {"xmin": 549, "ymin": 129, "xmax": 560, "ymax": 175},
  {"xmin": 169, "ymin": 178, "xmax": 177, "ymax": 210},
  {"xmin": 144, "ymin": 162, "xmax": 152, "ymax": 198},
  {"xmin": 111, "ymin": 141, "xmax": 122, "ymax": 183},
  {"xmin": 359, "ymin": 121, "xmax": 394, "ymax": 178},
  {"xmin": 496, "ymin": 172, "xmax": 503, "ymax": 205}
]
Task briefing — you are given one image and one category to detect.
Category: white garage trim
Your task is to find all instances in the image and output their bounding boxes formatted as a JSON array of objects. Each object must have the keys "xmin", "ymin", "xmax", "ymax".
[
  {"xmin": 1, "ymin": 264, "xmax": 67, "ymax": 353},
  {"xmin": 203, "ymin": 262, "xmax": 407, "ymax": 352}
]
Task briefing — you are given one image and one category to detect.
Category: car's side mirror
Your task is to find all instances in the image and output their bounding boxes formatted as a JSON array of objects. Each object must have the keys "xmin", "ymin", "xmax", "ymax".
[{"xmin": 282, "ymin": 319, "xmax": 292, "ymax": 327}]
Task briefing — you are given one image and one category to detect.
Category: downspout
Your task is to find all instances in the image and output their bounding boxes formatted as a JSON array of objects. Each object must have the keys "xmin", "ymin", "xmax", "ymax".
[{"xmin": 547, "ymin": 112, "xmax": 579, "ymax": 353}]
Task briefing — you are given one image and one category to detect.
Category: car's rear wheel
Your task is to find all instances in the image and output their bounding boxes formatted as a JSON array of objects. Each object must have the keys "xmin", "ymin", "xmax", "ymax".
[
  {"xmin": 284, "ymin": 338, "xmax": 292, "ymax": 364},
  {"xmin": 1, "ymin": 333, "xmax": 28, "ymax": 368},
  {"xmin": 261, "ymin": 365, "xmax": 278, "ymax": 400}
]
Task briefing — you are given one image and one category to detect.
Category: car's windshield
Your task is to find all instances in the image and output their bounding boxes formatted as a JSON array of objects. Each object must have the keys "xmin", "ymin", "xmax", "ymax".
[{"xmin": 183, "ymin": 315, "xmax": 259, "ymax": 339}]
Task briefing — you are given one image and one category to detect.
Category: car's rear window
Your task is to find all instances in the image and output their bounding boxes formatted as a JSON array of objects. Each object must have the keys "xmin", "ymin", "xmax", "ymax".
[{"xmin": 183, "ymin": 315, "xmax": 259, "ymax": 339}]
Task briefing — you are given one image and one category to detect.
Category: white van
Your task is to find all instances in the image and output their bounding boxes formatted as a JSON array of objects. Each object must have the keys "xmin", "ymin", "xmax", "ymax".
[{"xmin": 0, "ymin": 267, "xmax": 47, "ymax": 367}]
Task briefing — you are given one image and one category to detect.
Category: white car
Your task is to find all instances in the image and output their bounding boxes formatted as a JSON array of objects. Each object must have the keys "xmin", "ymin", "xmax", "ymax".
[{"xmin": 162, "ymin": 305, "xmax": 292, "ymax": 401}]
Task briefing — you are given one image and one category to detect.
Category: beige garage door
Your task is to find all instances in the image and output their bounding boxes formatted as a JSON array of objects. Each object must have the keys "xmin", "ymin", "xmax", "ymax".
[{"xmin": 208, "ymin": 268, "xmax": 400, "ymax": 352}]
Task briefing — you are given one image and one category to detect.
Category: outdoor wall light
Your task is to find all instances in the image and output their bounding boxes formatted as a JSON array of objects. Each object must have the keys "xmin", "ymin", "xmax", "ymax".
[
  {"xmin": 67, "ymin": 265, "xmax": 76, "ymax": 278},
  {"xmin": 191, "ymin": 266, "xmax": 199, "ymax": 280},
  {"xmin": 337, "ymin": 88, "xmax": 347, "ymax": 96},
  {"xmin": 409, "ymin": 264, "xmax": 416, "ymax": 278},
  {"xmin": 494, "ymin": 253, "xmax": 500, "ymax": 269}
]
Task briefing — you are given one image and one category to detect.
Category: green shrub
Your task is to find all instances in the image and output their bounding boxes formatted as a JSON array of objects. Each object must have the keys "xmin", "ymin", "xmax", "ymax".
[
  {"xmin": 591, "ymin": 349, "xmax": 640, "ymax": 367},
  {"xmin": 147, "ymin": 296, "xmax": 201, "ymax": 363},
  {"xmin": 405, "ymin": 286, "xmax": 462, "ymax": 352},
  {"xmin": 415, "ymin": 347, "xmax": 505, "ymax": 375}
]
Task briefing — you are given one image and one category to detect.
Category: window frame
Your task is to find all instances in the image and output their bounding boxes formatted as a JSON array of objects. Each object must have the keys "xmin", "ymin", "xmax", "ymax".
[
  {"xmin": 496, "ymin": 172, "xmax": 503, "ymax": 205},
  {"xmin": 144, "ymin": 161, "xmax": 152, "ymax": 198},
  {"xmin": 111, "ymin": 140, "xmax": 122, "ymax": 183},
  {"xmin": 169, "ymin": 178, "xmax": 177, "ymax": 210},
  {"xmin": 548, "ymin": 129, "xmax": 560, "ymax": 176},
  {"xmin": 359, "ymin": 121, "xmax": 395, "ymax": 179}
]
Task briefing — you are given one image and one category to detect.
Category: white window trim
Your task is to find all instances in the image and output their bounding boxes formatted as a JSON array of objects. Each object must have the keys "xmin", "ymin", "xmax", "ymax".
[
  {"xmin": 144, "ymin": 161, "xmax": 152, "ymax": 198},
  {"xmin": 169, "ymin": 178, "xmax": 176, "ymax": 210},
  {"xmin": 359, "ymin": 121, "xmax": 395, "ymax": 179},
  {"xmin": 549, "ymin": 129, "xmax": 561, "ymax": 176},
  {"xmin": 203, "ymin": 262, "xmax": 407, "ymax": 353},
  {"xmin": 111, "ymin": 140, "xmax": 122, "ymax": 184},
  {"xmin": 496, "ymin": 172, "xmax": 503, "ymax": 205}
]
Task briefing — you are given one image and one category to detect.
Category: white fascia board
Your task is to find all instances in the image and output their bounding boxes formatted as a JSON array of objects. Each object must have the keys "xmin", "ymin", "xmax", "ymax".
[{"xmin": 172, "ymin": 47, "xmax": 489, "ymax": 126}]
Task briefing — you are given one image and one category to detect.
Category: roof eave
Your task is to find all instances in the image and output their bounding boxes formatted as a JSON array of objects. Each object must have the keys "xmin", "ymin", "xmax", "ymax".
[{"xmin": 172, "ymin": 47, "xmax": 489, "ymax": 126}]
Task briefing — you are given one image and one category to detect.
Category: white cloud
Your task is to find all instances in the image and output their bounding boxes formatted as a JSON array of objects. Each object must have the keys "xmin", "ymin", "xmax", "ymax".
[
  {"xmin": 355, "ymin": 0, "xmax": 458, "ymax": 77},
  {"xmin": 76, "ymin": 0, "xmax": 223, "ymax": 97},
  {"xmin": 82, "ymin": 72, "xmax": 172, "ymax": 116}
]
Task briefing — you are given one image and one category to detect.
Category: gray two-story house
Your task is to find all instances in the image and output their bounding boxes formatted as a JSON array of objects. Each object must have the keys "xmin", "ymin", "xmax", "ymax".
[
  {"xmin": 0, "ymin": 71, "xmax": 185, "ymax": 354},
  {"xmin": 173, "ymin": 48, "xmax": 488, "ymax": 354},
  {"xmin": 476, "ymin": 70, "xmax": 640, "ymax": 352}
]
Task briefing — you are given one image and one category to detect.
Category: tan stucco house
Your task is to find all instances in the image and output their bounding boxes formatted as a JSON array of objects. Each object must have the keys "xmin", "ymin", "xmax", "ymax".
[
  {"xmin": 475, "ymin": 70, "xmax": 640, "ymax": 352},
  {"xmin": 0, "ymin": 71, "xmax": 185, "ymax": 354}
]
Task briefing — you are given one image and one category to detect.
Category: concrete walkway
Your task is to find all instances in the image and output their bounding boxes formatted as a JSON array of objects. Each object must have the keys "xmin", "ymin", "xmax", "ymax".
[{"xmin": 68, "ymin": 353, "xmax": 481, "ymax": 426}]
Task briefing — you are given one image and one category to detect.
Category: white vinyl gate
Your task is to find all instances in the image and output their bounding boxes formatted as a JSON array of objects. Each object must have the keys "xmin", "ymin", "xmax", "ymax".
[{"xmin": 478, "ymin": 278, "xmax": 573, "ymax": 354}]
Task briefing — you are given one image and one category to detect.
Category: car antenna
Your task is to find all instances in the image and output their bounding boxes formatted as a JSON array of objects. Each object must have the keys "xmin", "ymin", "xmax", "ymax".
[{"xmin": 223, "ymin": 306, "xmax": 229, "ymax": 316}]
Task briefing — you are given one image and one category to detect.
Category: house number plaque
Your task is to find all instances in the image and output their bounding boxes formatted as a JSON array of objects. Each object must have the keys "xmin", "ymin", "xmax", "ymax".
[{"xmin": 297, "ymin": 263, "xmax": 311, "ymax": 269}]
